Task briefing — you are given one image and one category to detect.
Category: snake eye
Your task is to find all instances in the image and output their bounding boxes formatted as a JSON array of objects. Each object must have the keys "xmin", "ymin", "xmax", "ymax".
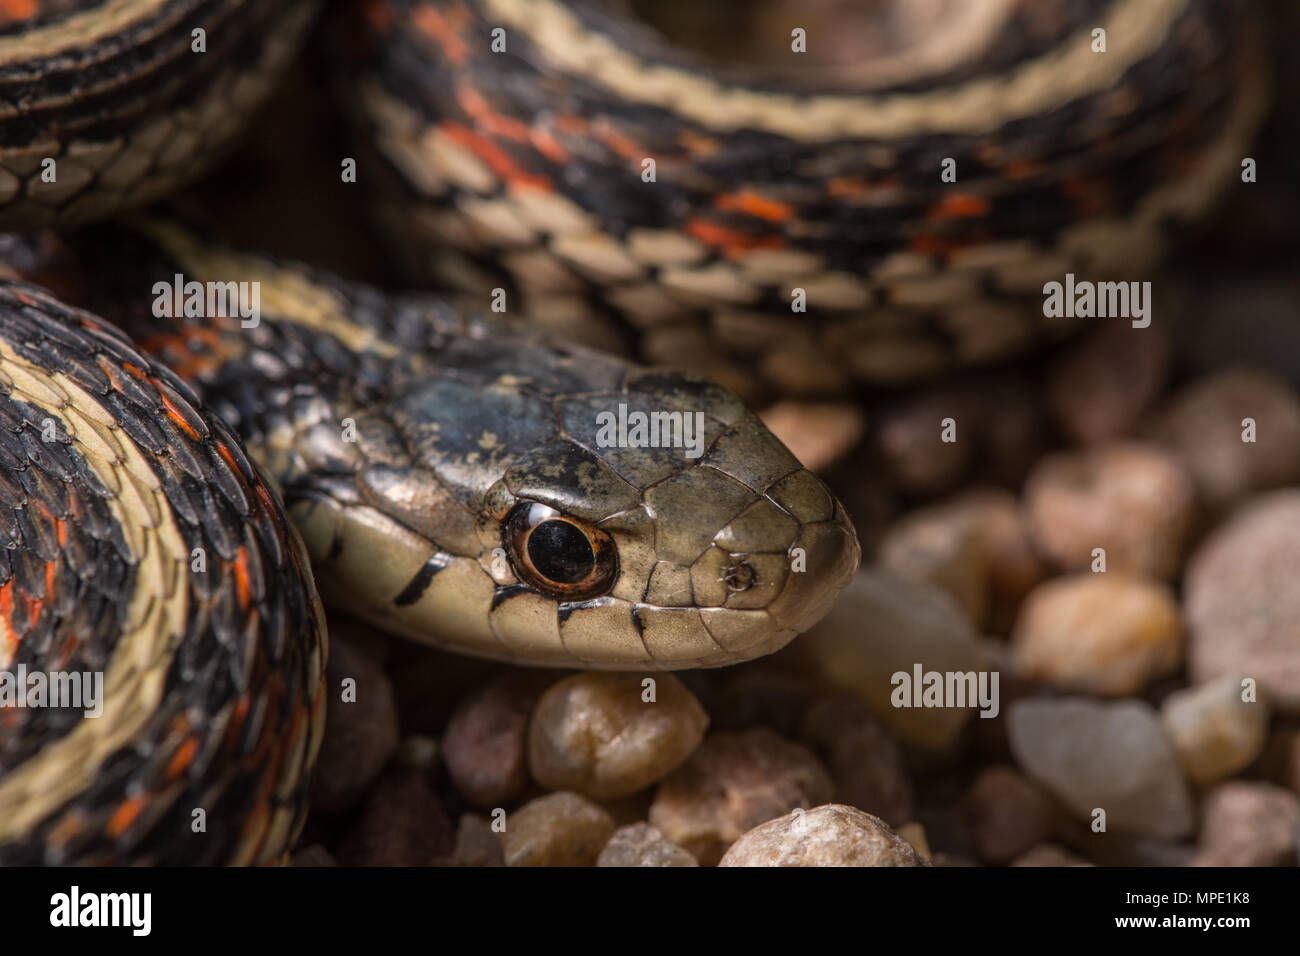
[{"xmin": 505, "ymin": 502, "xmax": 618, "ymax": 600}]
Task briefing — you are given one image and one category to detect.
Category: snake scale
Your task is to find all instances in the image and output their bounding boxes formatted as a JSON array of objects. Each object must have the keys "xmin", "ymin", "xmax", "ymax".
[{"xmin": 0, "ymin": 0, "xmax": 1268, "ymax": 864}]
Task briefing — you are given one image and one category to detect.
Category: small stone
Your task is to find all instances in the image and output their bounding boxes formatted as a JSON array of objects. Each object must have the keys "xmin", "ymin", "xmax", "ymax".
[
  {"xmin": 718, "ymin": 804, "xmax": 926, "ymax": 867},
  {"xmin": 964, "ymin": 765, "xmax": 1057, "ymax": 865},
  {"xmin": 1048, "ymin": 321, "xmax": 1168, "ymax": 445},
  {"xmin": 1185, "ymin": 491, "xmax": 1300, "ymax": 712},
  {"xmin": 1011, "ymin": 574, "xmax": 1183, "ymax": 696},
  {"xmin": 947, "ymin": 489, "xmax": 1047, "ymax": 633},
  {"xmin": 760, "ymin": 401, "xmax": 866, "ymax": 472},
  {"xmin": 502, "ymin": 791, "xmax": 616, "ymax": 867},
  {"xmin": 1007, "ymin": 697, "xmax": 1194, "ymax": 839},
  {"xmin": 442, "ymin": 671, "xmax": 552, "ymax": 807},
  {"xmin": 596, "ymin": 822, "xmax": 699, "ymax": 867},
  {"xmin": 649, "ymin": 729, "xmax": 834, "ymax": 865},
  {"xmin": 894, "ymin": 822, "xmax": 931, "ymax": 860},
  {"xmin": 1151, "ymin": 367, "xmax": 1300, "ymax": 512},
  {"xmin": 877, "ymin": 504, "xmax": 988, "ymax": 627},
  {"xmin": 1258, "ymin": 723, "xmax": 1300, "ymax": 795},
  {"xmin": 1024, "ymin": 442, "xmax": 1196, "ymax": 580},
  {"xmin": 802, "ymin": 570, "xmax": 982, "ymax": 749},
  {"xmin": 800, "ymin": 694, "xmax": 913, "ymax": 824},
  {"xmin": 334, "ymin": 766, "xmax": 455, "ymax": 866},
  {"xmin": 1161, "ymin": 676, "xmax": 1270, "ymax": 786},
  {"xmin": 1010, "ymin": 844, "xmax": 1093, "ymax": 867},
  {"xmin": 1193, "ymin": 781, "xmax": 1300, "ymax": 867},
  {"xmin": 528, "ymin": 673, "xmax": 708, "ymax": 800},
  {"xmin": 309, "ymin": 636, "xmax": 400, "ymax": 817},
  {"xmin": 442, "ymin": 814, "xmax": 506, "ymax": 867}
]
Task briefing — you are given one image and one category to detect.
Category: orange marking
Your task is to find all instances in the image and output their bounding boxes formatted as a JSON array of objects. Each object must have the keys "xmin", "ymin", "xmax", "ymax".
[
  {"xmin": 909, "ymin": 234, "xmax": 978, "ymax": 257},
  {"xmin": 458, "ymin": 86, "xmax": 532, "ymax": 143},
  {"xmin": 928, "ymin": 193, "xmax": 990, "ymax": 219},
  {"xmin": 685, "ymin": 219, "xmax": 785, "ymax": 257},
  {"xmin": 160, "ymin": 391, "xmax": 201, "ymax": 442},
  {"xmin": 233, "ymin": 546, "xmax": 252, "ymax": 610},
  {"xmin": 1004, "ymin": 158, "xmax": 1044, "ymax": 180},
  {"xmin": 591, "ymin": 121, "xmax": 644, "ymax": 161},
  {"xmin": 412, "ymin": 3, "xmax": 468, "ymax": 64},
  {"xmin": 106, "ymin": 794, "xmax": 149, "ymax": 839},
  {"xmin": 442, "ymin": 122, "xmax": 551, "ymax": 190},
  {"xmin": 530, "ymin": 127, "xmax": 570, "ymax": 164},
  {"xmin": 166, "ymin": 737, "xmax": 199, "ymax": 781},
  {"xmin": 0, "ymin": 581, "xmax": 14, "ymax": 660},
  {"xmin": 0, "ymin": 0, "xmax": 37, "ymax": 21},
  {"xmin": 715, "ymin": 189, "xmax": 794, "ymax": 223}
]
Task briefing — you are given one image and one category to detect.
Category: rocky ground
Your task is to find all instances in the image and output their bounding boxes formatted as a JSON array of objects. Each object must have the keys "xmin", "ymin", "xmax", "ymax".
[{"xmin": 289, "ymin": 275, "xmax": 1300, "ymax": 867}]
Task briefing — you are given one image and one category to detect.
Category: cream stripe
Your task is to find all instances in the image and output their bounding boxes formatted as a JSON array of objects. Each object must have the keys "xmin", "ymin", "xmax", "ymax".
[
  {"xmin": 0, "ymin": 0, "xmax": 173, "ymax": 66},
  {"xmin": 0, "ymin": 339, "xmax": 189, "ymax": 838},
  {"xmin": 482, "ymin": 0, "xmax": 1187, "ymax": 140}
]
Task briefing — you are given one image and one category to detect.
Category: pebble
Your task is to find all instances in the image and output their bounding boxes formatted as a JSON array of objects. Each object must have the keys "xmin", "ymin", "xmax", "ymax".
[
  {"xmin": 334, "ymin": 766, "xmax": 455, "ymax": 866},
  {"xmin": 1193, "ymin": 781, "xmax": 1300, "ymax": 867},
  {"xmin": 800, "ymin": 694, "xmax": 913, "ymax": 824},
  {"xmin": 877, "ymin": 505, "xmax": 988, "ymax": 627},
  {"xmin": 442, "ymin": 671, "xmax": 553, "ymax": 807},
  {"xmin": 648, "ymin": 729, "xmax": 834, "ymax": 865},
  {"xmin": 1007, "ymin": 697, "xmax": 1194, "ymax": 839},
  {"xmin": 442, "ymin": 814, "xmax": 505, "ymax": 867},
  {"xmin": 308, "ymin": 636, "xmax": 400, "ymax": 817},
  {"xmin": 894, "ymin": 822, "xmax": 931, "ymax": 860},
  {"xmin": 718, "ymin": 804, "xmax": 926, "ymax": 867},
  {"xmin": 760, "ymin": 401, "xmax": 866, "ymax": 472},
  {"xmin": 1024, "ymin": 442, "xmax": 1196, "ymax": 580},
  {"xmin": 596, "ymin": 823, "xmax": 699, "ymax": 867},
  {"xmin": 1010, "ymin": 844, "xmax": 1094, "ymax": 867},
  {"xmin": 1151, "ymin": 367, "xmax": 1300, "ymax": 511},
  {"xmin": 528, "ymin": 672, "xmax": 709, "ymax": 799},
  {"xmin": 1048, "ymin": 321, "xmax": 1168, "ymax": 445},
  {"xmin": 964, "ymin": 765, "xmax": 1057, "ymax": 865},
  {"xmin": 502, "ymin": 791, "xmax": 616, "ymax": 867},
  {"xmin": 802, "ymin": 570, "xmax": 982, "ymax": 750},
  {"xmin": 947, "ymin": 489, "xmax": 1047, "ymax": 633},
  {"xmin": 1160, "ymin": 676, "xmax": 1271, "ymax": 786},
  {"xmin": 1184, "ymin": 491, "xmax": 1300, "ymax": 712},
  {"xmin": 1010, "ymin": 573, "xmax": 1183, "ymax": 696}
]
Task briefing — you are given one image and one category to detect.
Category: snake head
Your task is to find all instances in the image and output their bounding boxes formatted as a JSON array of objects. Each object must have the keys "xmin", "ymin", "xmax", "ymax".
[{"xmin": 291, "ymin": 328, "xmax": 860, "ymax": 670}]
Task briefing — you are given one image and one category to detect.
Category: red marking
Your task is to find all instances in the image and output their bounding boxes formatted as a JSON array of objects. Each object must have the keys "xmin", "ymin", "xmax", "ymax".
[
  {"xmin": 0, "ymin": 581, "xmax": 14, "ymax": 660},
  {"xmin": 591, "ymin": 121, "xmax": 645, "ymax": 161},
  {"xmin": 927, "ymin": 193, "xmax": 990, "ymax": 219},
  {"xmin": 412, "ymin": 2, "xmax": 469, "ymax": 64},
  {"xmin": 106, "ymin": 794, "xmax": 149, "ymax": 839},
  {"xmin": 685, "ymin": 219, "xmax": 785, "ymax": 256},
  {"xmin": 530, "ymin": 127, "xmax": 571, "ymax": 164},
  {"xmin": 715, "ymin": 190, "xmax": 795, "ymax": 223},
  {"xmin": 441, "ymin": 122, "xmax": 552, "ymax": 190}
]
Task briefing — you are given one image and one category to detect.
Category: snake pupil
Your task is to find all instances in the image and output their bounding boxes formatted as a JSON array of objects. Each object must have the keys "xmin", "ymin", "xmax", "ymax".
[{"xmin": 528, "ymin": 520, "xmax": 596, "ymax": 584}]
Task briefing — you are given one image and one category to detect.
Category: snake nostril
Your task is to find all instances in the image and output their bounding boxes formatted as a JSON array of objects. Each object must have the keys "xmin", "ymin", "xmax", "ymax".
[{"xmin": 720, "ymin": 557, "xmax": 757, "ymax": 593}]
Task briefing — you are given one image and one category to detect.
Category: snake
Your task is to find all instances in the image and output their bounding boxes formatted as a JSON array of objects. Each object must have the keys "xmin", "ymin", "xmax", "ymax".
[{"xmin": 0, "ymin": 0, "xmax": 1270, "ymax": 864}]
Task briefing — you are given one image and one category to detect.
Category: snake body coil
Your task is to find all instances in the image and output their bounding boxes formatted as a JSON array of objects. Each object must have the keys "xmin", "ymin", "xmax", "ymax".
[
  {"xmin": 351, "ymin": 0, "xmax": 1268, "ymax": 398},
  {"xmin": 0, "ymin": 0, "xmax": 1274, "ymax": 864}
]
